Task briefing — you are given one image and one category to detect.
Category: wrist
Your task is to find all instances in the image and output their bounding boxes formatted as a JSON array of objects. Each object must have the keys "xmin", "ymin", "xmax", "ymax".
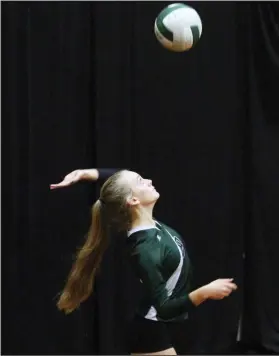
[
  {"xmin": 199, "ymin": 285, "xmax": 210, "ymax": 300},
  {"xmin": 189, "ymin": 285, "xmax": 209, "ymax": 306},
  {"xmin": 81, "ymin": 169, "xmax": 99, "ymax": 181}
]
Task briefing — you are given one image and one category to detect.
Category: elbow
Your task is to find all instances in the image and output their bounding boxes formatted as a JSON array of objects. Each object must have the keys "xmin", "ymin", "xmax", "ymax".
[
  {"xmin": 156, "ymin": 303, "xmax": 179, "ymax": 321},
  {"xmin": 155, "ymin": 297, "xmax": 193, "ymax": 321}
]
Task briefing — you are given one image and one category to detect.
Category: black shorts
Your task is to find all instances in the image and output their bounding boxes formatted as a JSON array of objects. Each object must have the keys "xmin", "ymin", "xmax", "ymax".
[{"xmin": 127, "ymin": 314, "xmax": 189, "ymax": 354}]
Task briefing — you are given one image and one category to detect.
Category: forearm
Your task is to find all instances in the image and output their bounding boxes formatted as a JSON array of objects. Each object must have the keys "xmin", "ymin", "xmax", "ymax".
[
  {"xmin": 188, "ymin": 285, "xmax": 209, "ymax": 306},
  {"xmin": 155, "ymin": 293, "xmax": 196, "ymax": 320},
  {"xmin": 155, "ymin": 286, "xmax": 209, "ymax": 320},
  {"xmin": 50, "ymin": 167, "xmax": 121, "ymax": 190}
]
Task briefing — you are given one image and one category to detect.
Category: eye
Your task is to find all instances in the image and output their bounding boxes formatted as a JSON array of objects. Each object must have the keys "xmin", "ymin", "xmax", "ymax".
[{"xmin": 137, "ymin": 175, "xmax": 145, "ymax": 185}]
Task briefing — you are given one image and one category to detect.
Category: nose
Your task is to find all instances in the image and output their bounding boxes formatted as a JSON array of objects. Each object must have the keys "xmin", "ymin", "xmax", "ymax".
[{"xmin": 148, "ymin": 179, "xmax": 152, "ymax": 186}]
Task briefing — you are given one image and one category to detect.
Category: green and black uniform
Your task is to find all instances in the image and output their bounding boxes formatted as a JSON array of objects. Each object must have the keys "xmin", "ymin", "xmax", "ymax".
[
  {"xmin": 127, "ymin": 220, "xmax": 195, "ymax": 322},
  {"xmin": 97, "ymin": 168, "xmax": 196, "ymax": 352}
]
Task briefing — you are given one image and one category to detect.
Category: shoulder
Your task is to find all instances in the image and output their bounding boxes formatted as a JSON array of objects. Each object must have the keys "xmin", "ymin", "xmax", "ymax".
[
  {"xmin": 127, "ymin": 229, "xmax": 161, "ymax": 260},
  {"xmin": 127, "ymin": 229, "xmax": 159, "ymax": 249}
]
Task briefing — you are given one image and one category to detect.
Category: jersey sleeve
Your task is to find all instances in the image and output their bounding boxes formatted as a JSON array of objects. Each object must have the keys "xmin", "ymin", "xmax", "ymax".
[
  {"xmin": 130, "ymin": 246, "xmax": 196, "ymax": 321},
  {"xmin": 97, "ymin": 168, "xmax": 121, "ymax": 180}
]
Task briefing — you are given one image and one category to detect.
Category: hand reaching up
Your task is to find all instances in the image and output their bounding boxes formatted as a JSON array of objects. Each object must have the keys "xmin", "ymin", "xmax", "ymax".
[{"xmin": 50, "ymin": 170, "xmax": 85, "ymax": 190}]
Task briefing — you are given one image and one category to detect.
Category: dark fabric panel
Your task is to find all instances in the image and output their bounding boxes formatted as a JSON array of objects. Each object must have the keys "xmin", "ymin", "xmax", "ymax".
[
  {"xmin": 241, "ymin": 4, "xmax": 279, "ymax": 354},
  {"xmin": 2, "ymin": 2, "xmax": 97, "ymax": 354}
]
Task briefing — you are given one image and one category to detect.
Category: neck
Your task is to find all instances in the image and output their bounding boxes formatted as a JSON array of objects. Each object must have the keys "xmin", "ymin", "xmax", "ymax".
[{"xmin": 130, "ymin": 205, "xmax": 155, "ymax": 229}]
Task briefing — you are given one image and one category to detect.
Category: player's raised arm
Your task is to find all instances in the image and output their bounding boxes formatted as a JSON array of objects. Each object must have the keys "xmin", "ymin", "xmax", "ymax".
[{"xmin": 50, "ymin": 168, "xmax": 119, "ymax": 190}]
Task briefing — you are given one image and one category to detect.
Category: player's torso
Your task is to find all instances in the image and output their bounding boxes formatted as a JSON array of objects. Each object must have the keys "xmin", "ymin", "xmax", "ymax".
[
  {"xmin": 127, "ymin": 221, "xmax": 192, "ymax": 294},
  {"xmin": 155, "ymin": 222, "xmax": 191, "ymax": 292}
]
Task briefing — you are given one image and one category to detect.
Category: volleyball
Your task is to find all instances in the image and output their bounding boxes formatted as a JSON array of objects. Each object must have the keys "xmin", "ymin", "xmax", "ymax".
[{"xmin": 154, "ymin": 3, "xmax": 202, "ymax": 52}]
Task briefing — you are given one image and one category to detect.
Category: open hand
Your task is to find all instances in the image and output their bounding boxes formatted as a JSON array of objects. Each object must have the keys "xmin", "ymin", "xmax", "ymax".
[{"xmin": 50, "ymin": 169, "xmax": 85, "ymax": 190}]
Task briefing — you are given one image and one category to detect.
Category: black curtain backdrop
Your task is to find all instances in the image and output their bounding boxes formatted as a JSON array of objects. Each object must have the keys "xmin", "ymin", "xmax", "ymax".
[
  {"xmin": 2, "ymin": 1, "xmax": 279, "ymax": 355},
  {"xmin": 241, "ymin": 3, "xmax": 279, "ymax": 354}
]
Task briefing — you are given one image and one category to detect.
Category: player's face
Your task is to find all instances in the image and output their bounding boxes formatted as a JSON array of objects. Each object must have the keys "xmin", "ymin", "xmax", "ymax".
[{"xmin": 120, "ymin": 171, "xmax": 160, "ymax": 207}]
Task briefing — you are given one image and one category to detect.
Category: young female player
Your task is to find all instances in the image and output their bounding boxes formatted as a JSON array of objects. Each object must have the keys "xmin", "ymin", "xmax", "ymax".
[{"xmin": 50, "ymin": 168, "xmax": 237, "ymax": 355}]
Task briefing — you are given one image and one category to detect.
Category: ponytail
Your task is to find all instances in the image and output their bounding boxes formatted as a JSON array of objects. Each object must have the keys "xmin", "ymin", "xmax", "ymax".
[{"xmin": 57, "ymin": 200, "xmax": 108, "ymax": 314}]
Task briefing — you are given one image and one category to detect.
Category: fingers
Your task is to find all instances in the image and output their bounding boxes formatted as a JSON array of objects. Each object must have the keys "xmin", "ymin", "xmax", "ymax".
[
  {"xmin": 218, "ymin": 278, "xmax": 238, "ymax": 290},
  {"xmin": 50, "ymin": 171, "xmax": 82, "ymax": 190},
  {"xmin": 222, "ymin": 282, "xmax": 238, "ymax": 297},
  {"xmin": 223, "ymin": 281, "xmax": 237, "ymax": 290},
  {"xmin": 50, "ymin": 182, "xmax": 69, "ymax": 190},
  {"xmin": 50, "ymin": 180, "xmax": 73, "ymax": 189},
  {"xmin": 213, "ymin": 287, "xmax": 233, "ymax": 299},
  {"xmin": 222, "ymin": 283, "xmax": 237, "ymax": 294},
  {"xmin": 227, "ymin": 282, "xmax": 237, "ymax": 290},
  {"xmin": 222, "ymin": 286, "xmax": 232, "ymax": 296},
  {"xmin": 208, "ymin": 278, "xmax": 238, "ymax": 300}
]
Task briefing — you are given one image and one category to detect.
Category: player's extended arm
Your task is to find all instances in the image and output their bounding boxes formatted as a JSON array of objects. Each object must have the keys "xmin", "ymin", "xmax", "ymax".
[
  {"xmin": 131, "ymin": 244, "xmax": 237, "ymax": 320},
  {"xmin": 50, "ymin": 168, "xmax": 119, "ymax": 190},
  {"xmin": 131, "ymin": 246, "xmax": 197, "ymax": 320}
]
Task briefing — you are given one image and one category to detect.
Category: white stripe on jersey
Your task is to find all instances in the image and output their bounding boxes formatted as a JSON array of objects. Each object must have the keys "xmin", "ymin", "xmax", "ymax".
[{"xmin": 145, "ymin": 226, "xmax": 184, "ymax": 321}]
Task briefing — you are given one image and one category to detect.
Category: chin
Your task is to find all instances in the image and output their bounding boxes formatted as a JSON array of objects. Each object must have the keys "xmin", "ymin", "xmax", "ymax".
[
  {"xmin": 153, "ymin": 191, "xmax": 160, "ymax": 201},
  {"xmin": 143, "ymin": 193, "xmax": 160, "ymax": 207}
]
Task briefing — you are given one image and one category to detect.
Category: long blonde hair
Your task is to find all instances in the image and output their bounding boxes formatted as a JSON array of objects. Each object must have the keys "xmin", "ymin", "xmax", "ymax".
[{"xmin": 57, "ymin": 170, "xmax": 132, "ymax": 314}]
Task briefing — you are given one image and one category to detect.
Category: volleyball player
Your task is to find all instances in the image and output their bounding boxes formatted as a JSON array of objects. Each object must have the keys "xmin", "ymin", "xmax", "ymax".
[{"xmin": 50, "ymin": 168, "xmax": 237, "ymax": 355}]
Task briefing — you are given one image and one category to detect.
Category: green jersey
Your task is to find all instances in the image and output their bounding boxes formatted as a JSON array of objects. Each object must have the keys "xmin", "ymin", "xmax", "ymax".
[{"xmin": 126, "ymin": 221, "xmax": 195, "ymax": 322}]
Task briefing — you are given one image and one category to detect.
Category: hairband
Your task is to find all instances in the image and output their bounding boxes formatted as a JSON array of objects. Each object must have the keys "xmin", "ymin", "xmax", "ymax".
[{"xmin": 99, "ymin": 198, "xmax": 105, "ymax": 205}]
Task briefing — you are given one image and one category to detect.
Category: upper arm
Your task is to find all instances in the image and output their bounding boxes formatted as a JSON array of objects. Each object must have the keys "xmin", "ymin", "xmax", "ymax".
[
  {"xmin": 131, "ymin": 248, "xmax": 169, "ymax": 309},
  {"xmin": 97, "ymin": 168, "xmax": 121, "ymax": 180}
]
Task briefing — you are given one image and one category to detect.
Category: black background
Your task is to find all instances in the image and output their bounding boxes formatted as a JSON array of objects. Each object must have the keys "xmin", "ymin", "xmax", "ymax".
[{"xmin": 2, "ymin": 1, "xmax": 279, "ymax": 354}]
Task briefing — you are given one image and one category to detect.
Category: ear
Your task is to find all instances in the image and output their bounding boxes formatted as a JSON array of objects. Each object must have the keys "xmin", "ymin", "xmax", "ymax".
[{"xmin": 127, "ymin": 196, "xmax": 140, "ymax": 206}]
